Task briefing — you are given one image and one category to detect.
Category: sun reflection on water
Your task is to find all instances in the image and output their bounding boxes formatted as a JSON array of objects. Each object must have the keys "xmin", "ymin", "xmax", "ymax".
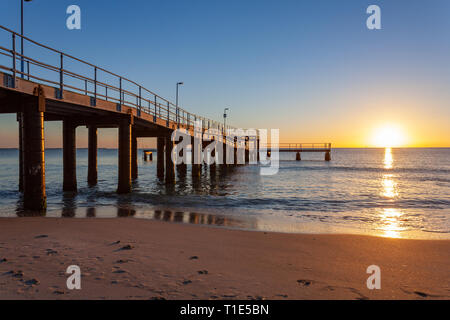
[
  {"xmin": 382, "ymin": 174, "xmax": 398, "ymax": 198},
  {"xmin": 378, "ymin": 148, "xmax": 404, "ymax": 238},
  {"xmin": 379, "ymin": 208, "xmax": 404, "ymax": 238},
  {"xmin": 384, "ymin": 147, "xmax": 393, "ymax": 169}
]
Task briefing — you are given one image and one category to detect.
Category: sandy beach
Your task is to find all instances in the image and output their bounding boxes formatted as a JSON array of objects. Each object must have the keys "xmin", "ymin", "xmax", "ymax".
[{"xmin": 0, "ymin": 217, "xmax": 448, "ymax": 300}]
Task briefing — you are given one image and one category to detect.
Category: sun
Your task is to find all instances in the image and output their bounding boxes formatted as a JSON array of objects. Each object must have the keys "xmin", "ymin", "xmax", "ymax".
[{"xmin": 371, "ymin": 125, "xmax": 407, "ymax": 148}]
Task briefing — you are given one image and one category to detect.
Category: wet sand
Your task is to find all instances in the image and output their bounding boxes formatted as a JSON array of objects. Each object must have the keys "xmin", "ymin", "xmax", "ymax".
[{"xmin": 0, "ymin": 217, "xmax": 449, "ymax": 300}]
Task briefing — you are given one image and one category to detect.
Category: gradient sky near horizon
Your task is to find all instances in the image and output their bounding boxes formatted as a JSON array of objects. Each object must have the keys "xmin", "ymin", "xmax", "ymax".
[{"xmin": 0, "ymin": 0, "xmax": 449, "ymax": 148}]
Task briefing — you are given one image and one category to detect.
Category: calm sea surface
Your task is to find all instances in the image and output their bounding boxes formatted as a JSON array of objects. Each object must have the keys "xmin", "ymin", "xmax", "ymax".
[{"xmin": 0, "ymin": 148, "xmax": 449, "ymax": 239}]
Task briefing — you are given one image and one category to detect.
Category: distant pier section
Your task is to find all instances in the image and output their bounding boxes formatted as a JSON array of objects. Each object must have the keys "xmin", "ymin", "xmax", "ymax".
[{"xmin": 263, "ymin": 143, "xmax": 332, "ymax": 161}]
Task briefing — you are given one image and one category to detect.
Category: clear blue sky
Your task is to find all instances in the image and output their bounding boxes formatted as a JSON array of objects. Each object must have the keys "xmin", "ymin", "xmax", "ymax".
[{"xmin": 0, "ymin": 0, "xmax": 449, "ymax": 147}]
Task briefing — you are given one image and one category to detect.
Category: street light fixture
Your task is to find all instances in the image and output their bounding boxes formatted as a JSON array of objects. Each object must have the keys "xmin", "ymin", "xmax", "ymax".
[
  {"xmin": 223, "ymin": 108, "xmax": 230, "ymax": 134},
  {"xmin": 21, "ymin": 0, "xmax": 33, "ymax": 79},
  {"xmin": 176, "ymin": 82, "xmax": 183, "ymax": 123}
]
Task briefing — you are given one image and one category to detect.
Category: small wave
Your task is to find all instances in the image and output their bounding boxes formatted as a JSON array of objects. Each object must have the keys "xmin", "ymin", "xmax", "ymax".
[{"xmin": 279, "ymin": 165, "xmax": 450, "ymax": 176}]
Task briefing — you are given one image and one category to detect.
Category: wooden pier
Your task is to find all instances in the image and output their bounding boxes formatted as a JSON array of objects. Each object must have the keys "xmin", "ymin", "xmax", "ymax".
[{"xmin": 0, "ymin": 25, "xmax": 331, "ymax": 212}]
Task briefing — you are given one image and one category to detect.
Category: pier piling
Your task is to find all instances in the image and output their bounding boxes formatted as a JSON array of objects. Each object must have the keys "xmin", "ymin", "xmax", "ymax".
[
  {"xmin": 257, "ymin": 138, "xmax": 260, "ymax": 162},
  {"xmin": 117, "ymin": 118, "xmax": 132, "ymax": 193},
  {"xmin": 63, "ymin": 120, "xmax": 77, "ymax": 192},
  {"xmin": 191, "ymin": 135, "xmax": 201, "ymax": 178},
  {"xmin": 131, "ymin": 131, "xmax": 138, "ymax": 180},
  {"xmin": 18, "ymin": 113, "xmax": 24, "ymax": 192},
  {"xmin": 87, "ymin": 126, "xmax": 98, "ymax": 186},
  {"xmin": 245, "ymin": 137, "xmax": 250, "ymax": 164},
  {"xmin": 165, "ymin": 134, "xmax": 175, "ymax": 183},
  {"xmin": 22, "ymin": 104, "xmax": 46, "ymax": 211},
  {"xmin": 157, "ymin": 137, "xmax": 165, "ymax": 178}
]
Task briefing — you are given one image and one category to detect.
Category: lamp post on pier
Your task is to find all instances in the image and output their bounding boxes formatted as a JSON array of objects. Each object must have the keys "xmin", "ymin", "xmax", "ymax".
[
  {"xmin": 223, "ymin": 108, "xmax": 230, "ymax": 134},
  {"xmin": 20, "ymin": 0, "xmax": 33, "ymax": 79},
  {"xmin": 176, "ymin": 82, "xmax": 183, "ymax": 123}
]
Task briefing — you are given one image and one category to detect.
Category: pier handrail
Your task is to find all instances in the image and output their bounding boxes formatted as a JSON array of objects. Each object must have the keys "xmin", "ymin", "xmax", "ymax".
[
  {"xmin": 0, "ymin": 25, "xmax": 233, "ymax": 132},
  {"xmin": 260, "ymin": 143, "xmax": 332, "ymax": 149}
]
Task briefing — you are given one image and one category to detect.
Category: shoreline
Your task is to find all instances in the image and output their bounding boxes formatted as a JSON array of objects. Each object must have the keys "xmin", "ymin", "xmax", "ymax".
[
  {"xmin": 0, "ymin": 217, "xmax": 449, "ymax": 300},
  {"xmin": 10, "ymin": 204, "xmax": 450, "ymax": 240}
]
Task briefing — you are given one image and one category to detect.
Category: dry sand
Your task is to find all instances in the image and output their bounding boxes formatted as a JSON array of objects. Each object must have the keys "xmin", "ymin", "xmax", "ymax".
[{"xmin": 0, "ymin": 217, "xmax": 448, "ymax": 300}]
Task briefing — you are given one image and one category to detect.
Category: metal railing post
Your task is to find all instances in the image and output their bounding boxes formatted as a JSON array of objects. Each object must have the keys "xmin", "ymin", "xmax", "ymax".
[
  {"xmin": 119, "ymin": 77, "xmax": 122, "ymax": 105},
  {"xmin": 12, "ymin": 34, "xmax": 16, "ymax": 87},
  {"xmin": 139, "ymin": 86, "xmax": 142, "ymax": 113},
  {"xmin": 94, "ymin": 67, "xmax": 97, "ymax": 100},
  {"xmin": 59, "ymin": 53, "xmax": 64, "ymax": 98},
  {"xmin": 167, "ymin": 101, "xmax": 170, "ymax": 124},
  {"xmin": 27, "ymin": 61, "xmax": 29, "ymax": 80}
]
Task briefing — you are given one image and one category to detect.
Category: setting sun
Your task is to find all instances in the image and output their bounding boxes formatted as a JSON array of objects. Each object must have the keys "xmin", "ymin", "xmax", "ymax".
[{"xmin": 370, "ymin": 125, "xmax": 408, "ymax": 148}]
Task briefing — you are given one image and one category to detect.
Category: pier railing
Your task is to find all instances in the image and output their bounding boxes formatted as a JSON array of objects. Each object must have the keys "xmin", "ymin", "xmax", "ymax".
[
  {"xmin": 0, "ymin": 25, "xmax": 231, "ymax": 132},
  {"xmin": 261, "ymin": 143, "xmax": 332, "ymax": 151}
]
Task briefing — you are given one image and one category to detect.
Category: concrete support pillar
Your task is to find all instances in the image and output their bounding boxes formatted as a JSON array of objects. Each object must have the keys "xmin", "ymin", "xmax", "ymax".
[
  {"xmin": 245, "ymin": 137, "xmax": 250, "ymax": 164},
  {"xmin": 157, "ymin": 137, "xmax": 165, "ymax": 179},
  {"xmin": 63, "ymin": 120, "xmax": 77, "ymax": 192},
  {"xmin": 87, "ymin": 126, "xmax": 98, "ymax": 186},
  {"xmin": 209, "ymin": 145, "xmax": 216, "ymax": 167},
  {"xmin": 257, "ymin": 139, "xmax": 260, "ymax": 163},
  {"xmin": 296, "ymin": 152, "xmax": 301, "ymax": 161},
  {"xmin": 117, "ymin": 118, "xmax": 132, "ymax": 193},
  {"xmin": 176, "ymin": 147, "xmax": 187, "ymax": 175},
  {"xmin": 191, "ymin": 135, "xmax": 201, "ymax": 178},
  {"xmin": 165, "ymin": 135, "xmax": 175, "ymax": 183},
  {"xmin": 325, "ymin": 151, "xmax": 331, "ymax": 161},
  {"xmin": 22, "ymin": 106, "xmax": 46, "ymax": 211},
  {"xmin": 233, "ymin": 139, "xmax": 238, "ymax": 166},
  {"xmin": 18, "ymin": 113, "xmax": 24, "ymax": 192},
  {"xmin": 144, "ymin": 152, "xmax": 153, "ymax": 161},
  {"xmin": 176, "ymin": 134, "xmax": 187, "ymax": 174},
  {"xmin": 221, "ymin": 137, "xmax": 227, "ymax": 168},
  {"xmin": 131, "ymin": 132, "xmax": 138, "ymax": 180}
]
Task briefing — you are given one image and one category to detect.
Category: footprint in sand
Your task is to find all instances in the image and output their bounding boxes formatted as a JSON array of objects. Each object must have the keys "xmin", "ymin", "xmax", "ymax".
[
  {"xmin": 7, "ymin": 270, "xmax": 24, "ymax": 278},
  {"xmin": 248, "ymin": 295, "xmax": 266, "ymax": 300},
  {"xmin": 113, "ymin": 269, "xmax": 127, "ymax": 274},
  {"xmin": 46, "ymin": 249, "xmax": 58, "ymax": 256},
  {"xmin": 24, "ymin": 278, "xmax": 40, "ymax": 286},
  {"xmin": 197, "ymin": 270, "xmax": 208, "ymax": 275},
  {"xmin": 116, "ymin": 259, "xmax": 131, "ymax": 264},
  {"xmin": 189, "ymin": 256, "xmax": 199, "ymax": 260},
  {"xmin": 116, "ymin": 245, "xmax": 133, "ymax": 251},
  {"xmin": 53, "ymin": 290, "xmax": 65, "ymax": 295},
  {"xmin": 297, "ymin": 279, "xmax": 313, "ymax": 286}
]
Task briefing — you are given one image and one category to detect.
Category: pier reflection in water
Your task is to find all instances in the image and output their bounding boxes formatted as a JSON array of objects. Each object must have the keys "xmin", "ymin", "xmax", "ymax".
[
  {"xmin": 41, "ymin": 206, "xmax": 257, "ymax": 231},
  {"xmin": 150, "ymin": 210, "xmax": 255, "ymax": 229}
]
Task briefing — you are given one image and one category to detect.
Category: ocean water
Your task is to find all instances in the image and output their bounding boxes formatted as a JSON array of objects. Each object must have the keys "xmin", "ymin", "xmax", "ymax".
[{"xmin": 0, "ymin": 148, "xmax": 449, "ymax": 239}]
